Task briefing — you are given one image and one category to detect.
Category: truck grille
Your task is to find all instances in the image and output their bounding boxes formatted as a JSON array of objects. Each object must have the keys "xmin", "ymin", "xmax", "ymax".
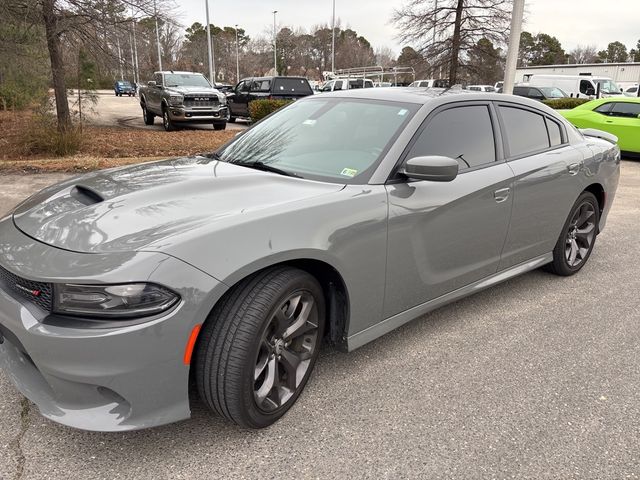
[
  {"xmin": 0, "ymin": 264, "xmax": 53, "ymax": 312},
  {"xmin": 184, "ymin": 96, "xmax": 219, "ymax": 108}
]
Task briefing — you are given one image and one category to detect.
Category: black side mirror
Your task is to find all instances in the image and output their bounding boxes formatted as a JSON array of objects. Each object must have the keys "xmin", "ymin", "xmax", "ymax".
[
  {"xmin": 401, "ymin": 156, "xmax": 459, "ymax": 182},
  {"xmin": 147, "ymin": 80, "xmax": 156, "ymax": 87},
  {"xmin": 585, "ymin": 88, "xmax": 596, "ymax": 96}
]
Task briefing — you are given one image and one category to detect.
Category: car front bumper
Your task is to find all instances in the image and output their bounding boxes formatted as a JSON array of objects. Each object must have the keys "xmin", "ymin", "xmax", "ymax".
[
  {"xmin": 0, "ymin": 218, "xmax": 224, "ymax": 431},
  {"xmin": 168, "ymin": 106, "xmax": 229, "ymax": 123}
]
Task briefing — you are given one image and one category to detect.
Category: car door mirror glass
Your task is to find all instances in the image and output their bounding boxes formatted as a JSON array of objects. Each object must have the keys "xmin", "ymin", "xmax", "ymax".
[
  {"xmin": 402, "ymin": 156, "xmax": 459, "ymax": 182},
  {"xmin": 147, "ymin": 80, "xmax": 156, "ymax": 87}
]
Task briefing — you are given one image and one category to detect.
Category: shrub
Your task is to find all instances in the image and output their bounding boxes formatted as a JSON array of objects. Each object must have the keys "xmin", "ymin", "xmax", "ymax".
[
  {"xmin": 542, "ymin": 98, "xmax": 591, "ymax": 110},
  {"xmin": 0, "ymin": 81, "xmax": 47, "ymax": 111},
  {"xmin": 248, "ymin": 99, "xmax": 294, "ymax": 122},
  {"xmin": 21, "ymin": 114, "xmax": 83, "ymax": 157}
]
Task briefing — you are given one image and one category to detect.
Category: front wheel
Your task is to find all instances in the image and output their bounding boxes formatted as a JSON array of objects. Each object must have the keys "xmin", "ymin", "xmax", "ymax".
[
  {"xmin": 195, "ymin": 267, "xmax": 326, "ymax": 428},
  {"xmin": 142, "ymin": 104, "xmax": 155, "ymax": 125},
  {"xmin": 213, "ymin": 121, "xmax": 227, "ymax": 131},
  {"xmin": 162, "ymin": 107, "xmax": 176, "ymax": 131},
  {"xmin": 546, "ymin": 191, "xmax": 599, "ymax": 276}
]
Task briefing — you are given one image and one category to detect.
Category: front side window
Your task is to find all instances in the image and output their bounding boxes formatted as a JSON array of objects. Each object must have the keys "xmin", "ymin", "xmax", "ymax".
[
  {"xmin": 580, "ymin": 80, "xmax": 594, "ymax": 95},
  {"xmin": 407, "ymin": 105, "xmax": 496, "ymax": 170},
  {"xmin": 216, "ymin": 98, "xmax": 419, "ymax": 184},
  {"xmin": 609, "ymin": 102, "xmax": 640, "ymax": 118},
  {"xmin": 499, "ymin": 106, "xmax": 550, "ymax": 157}
]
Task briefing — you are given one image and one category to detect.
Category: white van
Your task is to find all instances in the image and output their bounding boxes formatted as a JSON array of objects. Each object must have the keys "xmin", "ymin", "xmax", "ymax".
[
  {"xmin": 409, "ymin": 79, "xmax": 449, "ymax": 88},
  {"xmin": 527, "ymin": 75, "xmax": 622, "ymax": 99},
  {"xmin": 320, "ymin": 78, "xmax": 373, "ymax": 92}
]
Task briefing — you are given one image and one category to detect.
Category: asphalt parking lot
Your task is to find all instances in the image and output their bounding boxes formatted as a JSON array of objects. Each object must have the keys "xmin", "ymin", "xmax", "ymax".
[
  {"xmin": 0, "ymin": 160, "xmax": 639, "ymax": 479},
  {"xmin": 77, "ymin": 90, "xmax": 247, "ymax": 131}
]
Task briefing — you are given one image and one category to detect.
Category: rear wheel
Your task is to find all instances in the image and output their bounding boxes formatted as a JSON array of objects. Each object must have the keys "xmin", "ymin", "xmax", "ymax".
[
  {"xmin": 546, "ymin": 191, "xmax": 599, "ymax": 276},
  {"xmin": 142, "ymin": 104, "xmax": 155, "ymax": 125},
  {"xmin": 195, "ymin": 267, "xmax": 325, "ymax": 428}
]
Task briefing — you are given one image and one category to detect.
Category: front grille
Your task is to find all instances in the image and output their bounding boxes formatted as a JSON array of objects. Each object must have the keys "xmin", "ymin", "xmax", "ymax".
[
  {"xmin": 0, "ymin": 264, "xmax": 53, "ymax": 311},
  {"xmin": 184, "ymin": 96, "xmax": 219, "ymax": 108}
]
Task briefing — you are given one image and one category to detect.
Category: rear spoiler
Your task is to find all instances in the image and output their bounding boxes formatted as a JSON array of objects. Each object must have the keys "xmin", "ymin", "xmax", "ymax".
[{"xmin": 580, "ymin": 128, "xmax": 618, "ymax": 145}]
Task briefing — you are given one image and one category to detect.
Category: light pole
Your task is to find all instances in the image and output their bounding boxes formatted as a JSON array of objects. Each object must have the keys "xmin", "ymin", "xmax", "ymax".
[
  {"xmin": 154, "ymin": 0, "xmax": 162, "ymax": 71},
  {"xmin": 235, "ymin": 24, "xmax": 240, "ymax": 83},
  {"xmin": 132, "ymin": 17, "xmax": 140, "ymax": 84},
  {"xmin": 502, "ymin": 0, "xmax": 525, "ymax": 95},
  {"xmin": 205, "ymin": 0, "xmax": 216, "ymax": 84},
  {"xmin": 331, "ymin": 0, "xmax": 336, "ymax": 72},
  {"xmin": 273, "ymin": 10, "xmax": 278, "ymax": 75}
]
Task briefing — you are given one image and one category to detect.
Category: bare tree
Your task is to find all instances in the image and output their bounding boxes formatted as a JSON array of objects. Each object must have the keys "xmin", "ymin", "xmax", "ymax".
[
  {"xmin": 569, "ymin": 44, "xmax": 598, "ymax": 64},
  {"xmin": 393, "ymin": 0, "xmax": 512, "ymax": 84}
]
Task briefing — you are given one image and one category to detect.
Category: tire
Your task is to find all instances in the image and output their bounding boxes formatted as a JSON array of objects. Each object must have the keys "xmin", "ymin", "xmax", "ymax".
[
  {"xmin": 546, "ymin": 191, "xmax": 600, "ymax": 276},
  {"xmin": 213, "ymin": 121, "xmax": 227, "ymax": 131},
  {"xmin": 195, "ymin": 267, "xmax": 326, "ymax": 429},
  {"xmin": 162, "ymin": 107, "xmax": 176, "ymax": 131},
  {"xmin": 142, "ymin": 104, "xmax": 155, "ymax": 125},
  {"xmin": 228, "ymin": 116, "xmax": 236, "ymax": 123}
]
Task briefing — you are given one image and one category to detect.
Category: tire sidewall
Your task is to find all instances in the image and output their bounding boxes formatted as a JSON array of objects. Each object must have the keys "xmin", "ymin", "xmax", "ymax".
[{"xmin": 240, "ymin": 274, "xmax": 325, "ymax": 428}]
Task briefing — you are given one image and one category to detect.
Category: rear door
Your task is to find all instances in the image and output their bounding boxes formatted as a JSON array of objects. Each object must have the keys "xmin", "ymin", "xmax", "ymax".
[
  {"xmin": 383, "ymin": 102, "xmax": 514, "ymax": 317},
  {"xmin": 496, "ymin": 103, "xmax": 585, "ymax": 269}
]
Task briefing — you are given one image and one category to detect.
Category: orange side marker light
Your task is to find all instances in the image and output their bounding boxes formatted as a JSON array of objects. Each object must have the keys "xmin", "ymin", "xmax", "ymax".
[{"xmin": 183, "ymin": 324, "xmax": 202, "ymax": 365}]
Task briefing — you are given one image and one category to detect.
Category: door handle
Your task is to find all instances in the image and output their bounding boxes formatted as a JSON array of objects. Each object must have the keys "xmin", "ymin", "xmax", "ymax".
[
  {"xmin": 567, "ymin": 162, "xmax": 583, "ymax": 175},
  {"xmin": 494, "ymin": 187, "xmax": 510, "ymax": 203}
]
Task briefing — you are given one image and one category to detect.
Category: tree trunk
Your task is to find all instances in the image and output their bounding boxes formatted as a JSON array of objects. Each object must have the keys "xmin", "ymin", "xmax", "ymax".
[
  {"xmin": 448, "ymin": 0, "xmax": 464, "ymax": 85},
  {"xmin": 42, "ymin": 0, "xmax": 71, "ymax": 131}
]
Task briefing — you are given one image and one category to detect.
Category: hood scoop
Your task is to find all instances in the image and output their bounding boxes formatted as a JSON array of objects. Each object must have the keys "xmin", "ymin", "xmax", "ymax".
[{"xmin": 70, "ymin": 185, "xmax": 104, "ymax": 206}]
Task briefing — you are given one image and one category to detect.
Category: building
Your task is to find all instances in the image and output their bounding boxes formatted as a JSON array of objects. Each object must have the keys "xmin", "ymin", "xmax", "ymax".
[{"xmin": 515, "ymin": 62, "xmax": 640, "ymax": 88}]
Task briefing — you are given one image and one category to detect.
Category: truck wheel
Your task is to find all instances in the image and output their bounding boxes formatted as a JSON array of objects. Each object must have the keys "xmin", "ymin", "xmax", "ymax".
[
  {"xmin": 213, "ymin": 121, "xmax": 227, "ymax": 131},
  {"xmin": 228, "ymin": 116, "xmax": 236, "ymax": 123},
  {"xmin": 142, "ymin": 104, "xmax": 155, "ymax": 125},
  {"xmin": 162, "ymin": 107, "xmax": 177, "ymax": 132}
]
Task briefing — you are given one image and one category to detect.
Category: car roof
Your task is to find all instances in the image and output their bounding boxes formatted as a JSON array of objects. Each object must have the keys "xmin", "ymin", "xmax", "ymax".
[{"xmin": 315, "ymin": 87, "xmax": 547, "ymax": 106}]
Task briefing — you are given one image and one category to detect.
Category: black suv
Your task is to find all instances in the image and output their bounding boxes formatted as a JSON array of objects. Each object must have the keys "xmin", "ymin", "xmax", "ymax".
[{"xmin": 227, "ymin": 76, "xmax": 313, "ymax": 122}]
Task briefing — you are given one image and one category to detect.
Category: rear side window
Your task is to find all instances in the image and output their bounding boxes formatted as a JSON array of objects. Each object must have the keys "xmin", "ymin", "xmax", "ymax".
[
  {"xmin": 594, "ymin": 103, "xmax": 613, "ymax": 115},
  {"xmin": 272, "ymin": 78, "xmax": 313, "ymax": 94},
  {"xmin": 546, "ymin": 118, "xmax": 563, "ymax": 146},
  {"xmin": 499, "ymin": 106, "xmax": 550, "ymax": 157},
  {"xmin": 609, "ymin": 102, "xmax": 640, "ymax": 118},
  {"xmin": 251, "ymin": 80, "xmax": 271, "ymax": 92},
  {"xmin": 408, "ymin": 105, "xmax": 496, "ymax": 171}
]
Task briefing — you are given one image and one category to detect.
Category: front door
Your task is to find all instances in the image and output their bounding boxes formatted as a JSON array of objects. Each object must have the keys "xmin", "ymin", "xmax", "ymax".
[
  {"xmin": 229, "ymin": 80, "xmax": 251, "ymax": 117},
  {"xmin": 384, "ymin": 103, "xmax": 514, "ymax": 318}
]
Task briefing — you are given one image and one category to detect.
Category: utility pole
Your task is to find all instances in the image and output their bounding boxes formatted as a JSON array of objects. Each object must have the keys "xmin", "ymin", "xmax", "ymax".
[
  {"xmin": 502, "ymin": 0, "xmax": 525, "ymax": 95},
  {"xmin": 129, "ymin": 31, "xmax": 136, "ymax": 82},
  {"xmin": 235, "ymin": 25, "xmax": 240, "ymax": 83},
  {"xmin": 205, "ymin": 0, "xmax": 216, "ymax": 83},
  {"xmin": 273, "ymin": 11, "xmax": 278, "ymax": 75},
  {"xmin": 132, "ymin": 18, "xmax": 140, "ymax": 84},
  {"xmin": 154, "ymin": 0, "xmax": 163, "ymax": 71},
  {"xmin": 115, "ymin": 30, "xmax": 124, "ymax": 80},
  {"xmin": 331, "ymin": 0, "xmax": 336, "ymax": 72}
]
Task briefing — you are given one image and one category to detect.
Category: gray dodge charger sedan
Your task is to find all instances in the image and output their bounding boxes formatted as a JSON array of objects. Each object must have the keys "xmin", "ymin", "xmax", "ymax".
[{"xmin": 0, "ymin": 88, "xmax": 620, "ymax": 431}]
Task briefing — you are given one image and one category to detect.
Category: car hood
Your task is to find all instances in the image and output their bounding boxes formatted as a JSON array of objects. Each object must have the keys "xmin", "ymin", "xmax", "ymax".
[
  {"xmin": 12, "ymin": 157, "xmax": 344, "ymax": 254},
  {"xmin": 166, "ymin": 86, "xmax": 221, "ymax": 96}
]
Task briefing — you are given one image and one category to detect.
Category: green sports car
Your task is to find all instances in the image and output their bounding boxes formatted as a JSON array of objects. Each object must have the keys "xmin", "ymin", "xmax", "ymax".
[{"xmin": 560, "ymin": 97, "xmax": 640, "ymax": 157}]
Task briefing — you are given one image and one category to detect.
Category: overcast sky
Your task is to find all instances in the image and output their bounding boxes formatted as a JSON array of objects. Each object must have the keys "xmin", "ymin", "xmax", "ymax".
[{"xmin": 176, "ymin": 0, "xmax": 639, "ymax": 55}]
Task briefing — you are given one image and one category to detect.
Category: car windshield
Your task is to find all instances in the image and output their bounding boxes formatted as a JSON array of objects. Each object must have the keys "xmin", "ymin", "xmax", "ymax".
[
  {"xmin": 216, "ymin": 98, "xmax": 419, "ymax": 184},
  {"xmin": 594, "ymin": 79, "xmax": 621, "ymax": 94},
  {"xmin": 164, "ymin": 74, "xmax": 211, "ymax": 88},
  {"xmin": 540, "ymin": 87, "xmax": 566, "ymax": 98}
]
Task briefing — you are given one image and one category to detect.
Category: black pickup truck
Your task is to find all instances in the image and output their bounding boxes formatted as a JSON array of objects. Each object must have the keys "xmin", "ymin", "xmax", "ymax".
[{"xmin": 227, "ymin": 76, "xmax": 313, "ymax": 122}]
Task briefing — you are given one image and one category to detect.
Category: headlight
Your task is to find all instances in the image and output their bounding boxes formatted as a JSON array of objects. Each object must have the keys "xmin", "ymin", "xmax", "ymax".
[
  {"xmin": 218, "ymin": 94, "xmax": 227, "ymax": 105},
  {"xmin": 169, "ymin": 95, "xmax": 183, "ymax": 106},
  {"xmin": 53, "ymin": 283, "xmax": 180, "ymax": 319}
]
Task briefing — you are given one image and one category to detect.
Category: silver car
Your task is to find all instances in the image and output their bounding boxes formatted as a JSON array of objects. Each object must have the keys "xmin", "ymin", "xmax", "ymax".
[{"xmin": 0, "ymin": 89, "xmax": 620, "ymax": 431}]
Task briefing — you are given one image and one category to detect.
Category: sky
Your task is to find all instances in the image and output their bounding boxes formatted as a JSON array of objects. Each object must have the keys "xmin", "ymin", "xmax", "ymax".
[{"xmin": 176, "ymin": 0, "xmax": 640, "ymax": 56}]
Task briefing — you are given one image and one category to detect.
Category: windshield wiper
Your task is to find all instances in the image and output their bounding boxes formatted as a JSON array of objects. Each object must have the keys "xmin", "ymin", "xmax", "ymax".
[{"xmin": 234, "ymin": 161, "xmax": 302, "ymax": 178}]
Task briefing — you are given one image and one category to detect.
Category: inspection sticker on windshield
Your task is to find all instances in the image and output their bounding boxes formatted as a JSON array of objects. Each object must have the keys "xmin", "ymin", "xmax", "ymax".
[
  {"xmin": 340, "ymin": 168, "xmax": 358, "ymax": 177},
  {"xmin": 398, "ymin": 109, "xmax": 408, "ymax": 116}
]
